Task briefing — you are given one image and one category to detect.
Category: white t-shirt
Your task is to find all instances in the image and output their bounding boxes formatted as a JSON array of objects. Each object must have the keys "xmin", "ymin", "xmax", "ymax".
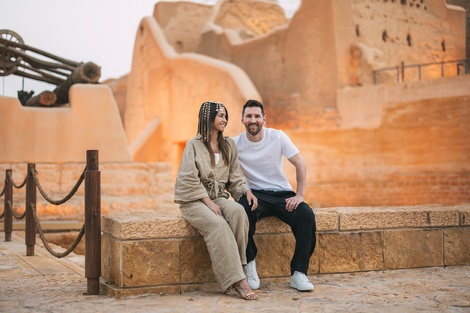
[{"xmin": 233, "ymin": 127, "xmax": 299, "ymax": 191}]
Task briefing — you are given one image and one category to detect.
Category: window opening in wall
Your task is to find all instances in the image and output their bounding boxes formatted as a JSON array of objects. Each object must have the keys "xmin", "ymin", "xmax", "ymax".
[
  {"xmin": 407, "ymin": 34, "xmax": 412, "ymax": 46},
  {"xmin": 382, "ymin": 30, "xmax": 388, "ymax": 42},
  {"xmin": 441, "ymin": 39, "xmax": 446, "ymax": 52},
  {"xmin": 355, "ymin": 25, "xmax": 360, "ymax": 37},
  {"xmin": 401, "ymin": 0, "xmax": 406, "ymax": 4}
]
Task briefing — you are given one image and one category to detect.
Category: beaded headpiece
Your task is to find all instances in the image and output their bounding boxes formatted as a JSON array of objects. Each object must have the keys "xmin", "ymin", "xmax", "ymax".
[{"xmin": 198, "ymin": 101, "xmax": 226, "ymax": 142}]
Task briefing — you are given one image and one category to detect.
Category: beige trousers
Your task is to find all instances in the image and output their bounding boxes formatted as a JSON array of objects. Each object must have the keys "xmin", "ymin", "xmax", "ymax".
[{"xmin": 180, "ymin": 197, "xmax": 248, "ymax": 291}]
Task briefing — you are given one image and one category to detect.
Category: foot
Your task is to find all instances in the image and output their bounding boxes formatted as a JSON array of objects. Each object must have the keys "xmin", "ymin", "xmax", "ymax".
[
  {"xmin": 244, "ymin": 260, "xmax": 260, "ymax": 290},
  {"xmin": 232, "ymin": 279, "xmax": 258, "ymax": 300},
  {"xmin": 290, "ymin": 271, "xmax": 314, "ymax": 291}
]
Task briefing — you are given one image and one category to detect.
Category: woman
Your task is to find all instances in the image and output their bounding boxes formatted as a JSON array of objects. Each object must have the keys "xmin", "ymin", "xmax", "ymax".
[{"xmin": 174, "ymin": 101, "xmax": 258, "ymax": 300}]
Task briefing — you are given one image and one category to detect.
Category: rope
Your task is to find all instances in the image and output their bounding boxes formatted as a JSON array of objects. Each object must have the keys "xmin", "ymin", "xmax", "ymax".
[
  {"xmin": 31, "ymin": 166, "xmax": 85, "ymax": 205},
  {"xmin": 7, "ymin": 200, "xmax": 26, "ymax": 219},
  {"xmin": 30, "ymin": 203, "xmax": 85, "ymax": 258},
  {"xmin": 7, "ymin": 171, "xmax": 27, "ymax": 189}
]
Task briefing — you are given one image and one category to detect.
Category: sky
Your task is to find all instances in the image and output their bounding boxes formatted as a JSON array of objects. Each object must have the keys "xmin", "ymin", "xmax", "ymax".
[{"xmin": 0, "ymin": 0, "xmax": 300, "ymax": 98}]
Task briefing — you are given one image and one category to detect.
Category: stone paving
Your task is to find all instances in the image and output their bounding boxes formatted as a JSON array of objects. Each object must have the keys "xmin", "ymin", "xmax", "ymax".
[{"xmin": 0, "ymin": 232, "xmax": 469, "ymax": 313}]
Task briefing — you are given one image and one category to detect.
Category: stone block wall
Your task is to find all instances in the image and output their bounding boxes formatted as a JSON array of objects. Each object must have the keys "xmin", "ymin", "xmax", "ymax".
[
  {"xmin": 100, "ymin": 205, "xmax": 470, "ymax": 299},
  {"xmin": 0, "ymin": 162, "xmax": 177, "ymax": 222},
  {"xmin": 311, "ymin": 172, "xmax": 470, "ymax": 208},
  {"xmin": 296, "ymin": 79, "xmax": 470, "ymax": 208}
]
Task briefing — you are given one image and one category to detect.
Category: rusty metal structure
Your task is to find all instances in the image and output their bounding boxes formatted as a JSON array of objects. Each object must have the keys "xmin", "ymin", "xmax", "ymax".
[
  {"xmin": 0, "ymin": 29, "xmax": 80, "ymax": 85},
  {"xmin": 0, "ymin": 29, "xmax": 101, "ymax": 106}
]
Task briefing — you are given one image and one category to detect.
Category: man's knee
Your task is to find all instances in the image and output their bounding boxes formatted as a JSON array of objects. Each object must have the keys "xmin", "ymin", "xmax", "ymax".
[{"xmin": 296, "ymin": 204, "xmax": 315, "ymax": 224}]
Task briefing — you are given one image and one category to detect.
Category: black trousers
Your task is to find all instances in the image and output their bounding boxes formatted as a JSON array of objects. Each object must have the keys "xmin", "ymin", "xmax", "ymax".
[{"xmin": 239, "ymin": 189, "xmax": 316, "ymax": 275}]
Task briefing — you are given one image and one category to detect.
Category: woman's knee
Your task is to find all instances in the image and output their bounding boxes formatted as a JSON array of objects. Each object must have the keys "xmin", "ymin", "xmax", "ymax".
[
  {"xmin": 224, "ymin": 204, "xmax": 248, "ymax": 227},
  {"xmin": 219, "ymin": 200, "xmax": 245, "ymax": 215}
]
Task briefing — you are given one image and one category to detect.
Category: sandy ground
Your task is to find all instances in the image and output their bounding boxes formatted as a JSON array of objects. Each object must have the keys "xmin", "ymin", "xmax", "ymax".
[{"xmin": 1, "ymin": 232, "xmax": 469, "ymax": 313}]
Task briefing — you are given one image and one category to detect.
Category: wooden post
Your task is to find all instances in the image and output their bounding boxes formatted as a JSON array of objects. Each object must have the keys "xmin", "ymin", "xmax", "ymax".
[
  {"xmin": 85, "ymin": 150, "xmax": 101, "ymax": 295},
  {"xmin": 4, "ymin": 169, "xmax": 13, "ymax": 242},
  {"xmin": 25, "ymin": 164, "xmax": 36, "ymax": 256}
]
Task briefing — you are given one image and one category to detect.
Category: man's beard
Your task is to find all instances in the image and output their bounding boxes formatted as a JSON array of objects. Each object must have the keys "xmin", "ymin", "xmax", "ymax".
[{"xmin": 246, "ymin": 123, "xmax": 261, "ymax": 136}]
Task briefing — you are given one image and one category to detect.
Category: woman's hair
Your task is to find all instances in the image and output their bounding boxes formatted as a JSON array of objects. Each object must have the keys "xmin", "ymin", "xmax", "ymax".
[{"xmin": 197, "ymin": 101, "xmax": 230, "ymax": 167}]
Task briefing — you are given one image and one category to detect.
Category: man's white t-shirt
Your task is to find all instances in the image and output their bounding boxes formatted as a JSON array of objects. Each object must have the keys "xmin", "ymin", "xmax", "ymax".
[{"xmin": 233, "ymin": 127, "xmax": 299, "ymax": 191}]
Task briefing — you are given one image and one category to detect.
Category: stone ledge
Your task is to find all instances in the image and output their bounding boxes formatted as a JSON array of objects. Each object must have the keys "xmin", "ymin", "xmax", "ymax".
[
  {"xmin": 101, "ymin": 205, "xmax": 470, "ymax": 299},
  {"xmin": 335, "ymin": 205, "xmax": 469, "ymax": 230},
  {"xmin": 102, "ymin": 205, "xmax": 470, "ymax": 239}
]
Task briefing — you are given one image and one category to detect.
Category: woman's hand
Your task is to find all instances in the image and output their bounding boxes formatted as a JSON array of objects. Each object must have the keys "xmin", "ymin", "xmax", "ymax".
[
  {"xmin": 207, "ymin": 201, "xmax": 222, "ymax": 216},
  {"xmin": 246, "ymin": 190, "xmax": 258, "ymax": 211},
  {"xmin": 201, "ymin": 197, "xmax": 222, "ymax": 216}
]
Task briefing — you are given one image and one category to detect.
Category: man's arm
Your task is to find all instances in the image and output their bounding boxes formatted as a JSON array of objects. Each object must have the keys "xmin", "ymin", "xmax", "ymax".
[{"xmin": 285, "ymin": 153, "xmax": 307, "ymax": 211}]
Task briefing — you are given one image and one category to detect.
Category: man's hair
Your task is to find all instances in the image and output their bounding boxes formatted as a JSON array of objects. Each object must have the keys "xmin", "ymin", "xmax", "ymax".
[{"xmin": 242, "ymin": 99, "xmax": 265, "ymax": 117}]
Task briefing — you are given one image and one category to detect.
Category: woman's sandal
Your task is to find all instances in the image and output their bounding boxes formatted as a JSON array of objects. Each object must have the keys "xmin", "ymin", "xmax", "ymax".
[{"xmin": 229, "ymin": 284, "xmax": 258, "ymax": 300}]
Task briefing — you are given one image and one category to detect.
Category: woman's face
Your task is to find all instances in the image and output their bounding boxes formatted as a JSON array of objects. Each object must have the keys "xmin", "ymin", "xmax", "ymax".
[{"xmin": 213, "ymin": 107, "xmax": 227, "ymax": 132}]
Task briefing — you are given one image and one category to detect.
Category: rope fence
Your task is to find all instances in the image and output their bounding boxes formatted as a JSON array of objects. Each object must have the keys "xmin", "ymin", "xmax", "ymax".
[{"xmin": 0, "ymin": 150, "xmax": 101, "ymax": 295}]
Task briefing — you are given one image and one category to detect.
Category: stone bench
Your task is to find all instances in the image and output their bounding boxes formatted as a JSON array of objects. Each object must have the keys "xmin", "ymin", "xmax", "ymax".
[{"xmin": 100, "ymin": 205, "xmax": 470, "ymax": 299}]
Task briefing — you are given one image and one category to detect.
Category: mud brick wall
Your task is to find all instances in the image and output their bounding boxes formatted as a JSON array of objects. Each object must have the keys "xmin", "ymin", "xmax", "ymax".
[{"xmin": 312, "ymin": 172, "xmax": 470, "ymax": 207}]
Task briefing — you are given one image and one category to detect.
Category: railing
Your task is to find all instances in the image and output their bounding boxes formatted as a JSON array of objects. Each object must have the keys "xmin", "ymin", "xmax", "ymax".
[
  {"xmin": 0, "ymin": 150, "xmax": 101, "ymax": 295},
  {"xmin": 373, "ymin": 59, "xmax": 470, "ymax": 84}
]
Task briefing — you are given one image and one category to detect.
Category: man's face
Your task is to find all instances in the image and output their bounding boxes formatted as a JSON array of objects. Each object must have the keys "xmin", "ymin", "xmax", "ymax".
[{"xmin": 241, "ymin": 107, "xmax": 265, "ymax": 136}]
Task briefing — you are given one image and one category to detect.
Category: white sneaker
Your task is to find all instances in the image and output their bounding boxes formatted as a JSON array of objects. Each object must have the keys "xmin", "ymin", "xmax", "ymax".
[
  {"xmin": 244, "ymin": 260, "xmax": 260, "ymax": 290},
  {"xmin": 290, "ymin": 271, "xmax": 314, "ymax": 291}
]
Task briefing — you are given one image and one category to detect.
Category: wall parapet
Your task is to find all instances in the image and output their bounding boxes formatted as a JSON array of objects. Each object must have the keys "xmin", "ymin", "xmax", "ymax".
[{"xmin": 101, "ymin": 204, "xmax": 470, "ymax": 299}]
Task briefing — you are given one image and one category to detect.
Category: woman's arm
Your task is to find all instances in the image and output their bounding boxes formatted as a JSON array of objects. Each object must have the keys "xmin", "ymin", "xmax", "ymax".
[{"xmin": 174, "ymin": 139, "xmax": 210, "ymax": 203}]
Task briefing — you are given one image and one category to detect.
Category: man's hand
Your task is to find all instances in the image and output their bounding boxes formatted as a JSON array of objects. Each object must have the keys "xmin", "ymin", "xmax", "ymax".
[
  {"xmin": 285, "ymin": 194, "xmax": 304, "ymax": 212},
  {"xmin": 246, "ymin": 190, "xmax": 258, "ymax": 211}
]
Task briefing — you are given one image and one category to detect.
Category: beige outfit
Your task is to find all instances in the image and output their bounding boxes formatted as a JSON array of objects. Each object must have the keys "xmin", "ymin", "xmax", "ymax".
[{"xmin": 174, "ymin": 134, "xmax": 249, "ymax": 291}]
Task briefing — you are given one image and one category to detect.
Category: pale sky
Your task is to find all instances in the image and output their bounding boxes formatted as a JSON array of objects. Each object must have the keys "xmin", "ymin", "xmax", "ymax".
[{"xmin": 0, "ymin": 0, "xmax": 299, "ymax": 98}]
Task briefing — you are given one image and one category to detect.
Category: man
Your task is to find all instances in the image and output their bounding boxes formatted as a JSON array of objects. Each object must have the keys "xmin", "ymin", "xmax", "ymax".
[{"xmin": 233, "ymin": 99, "xmax": 316, "ymax": 292}]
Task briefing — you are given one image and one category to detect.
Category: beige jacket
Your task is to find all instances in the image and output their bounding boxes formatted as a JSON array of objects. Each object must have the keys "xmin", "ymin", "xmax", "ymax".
[{"xmin": 174, "ymin": 134, "xmax": 247, "ymax": 203}]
